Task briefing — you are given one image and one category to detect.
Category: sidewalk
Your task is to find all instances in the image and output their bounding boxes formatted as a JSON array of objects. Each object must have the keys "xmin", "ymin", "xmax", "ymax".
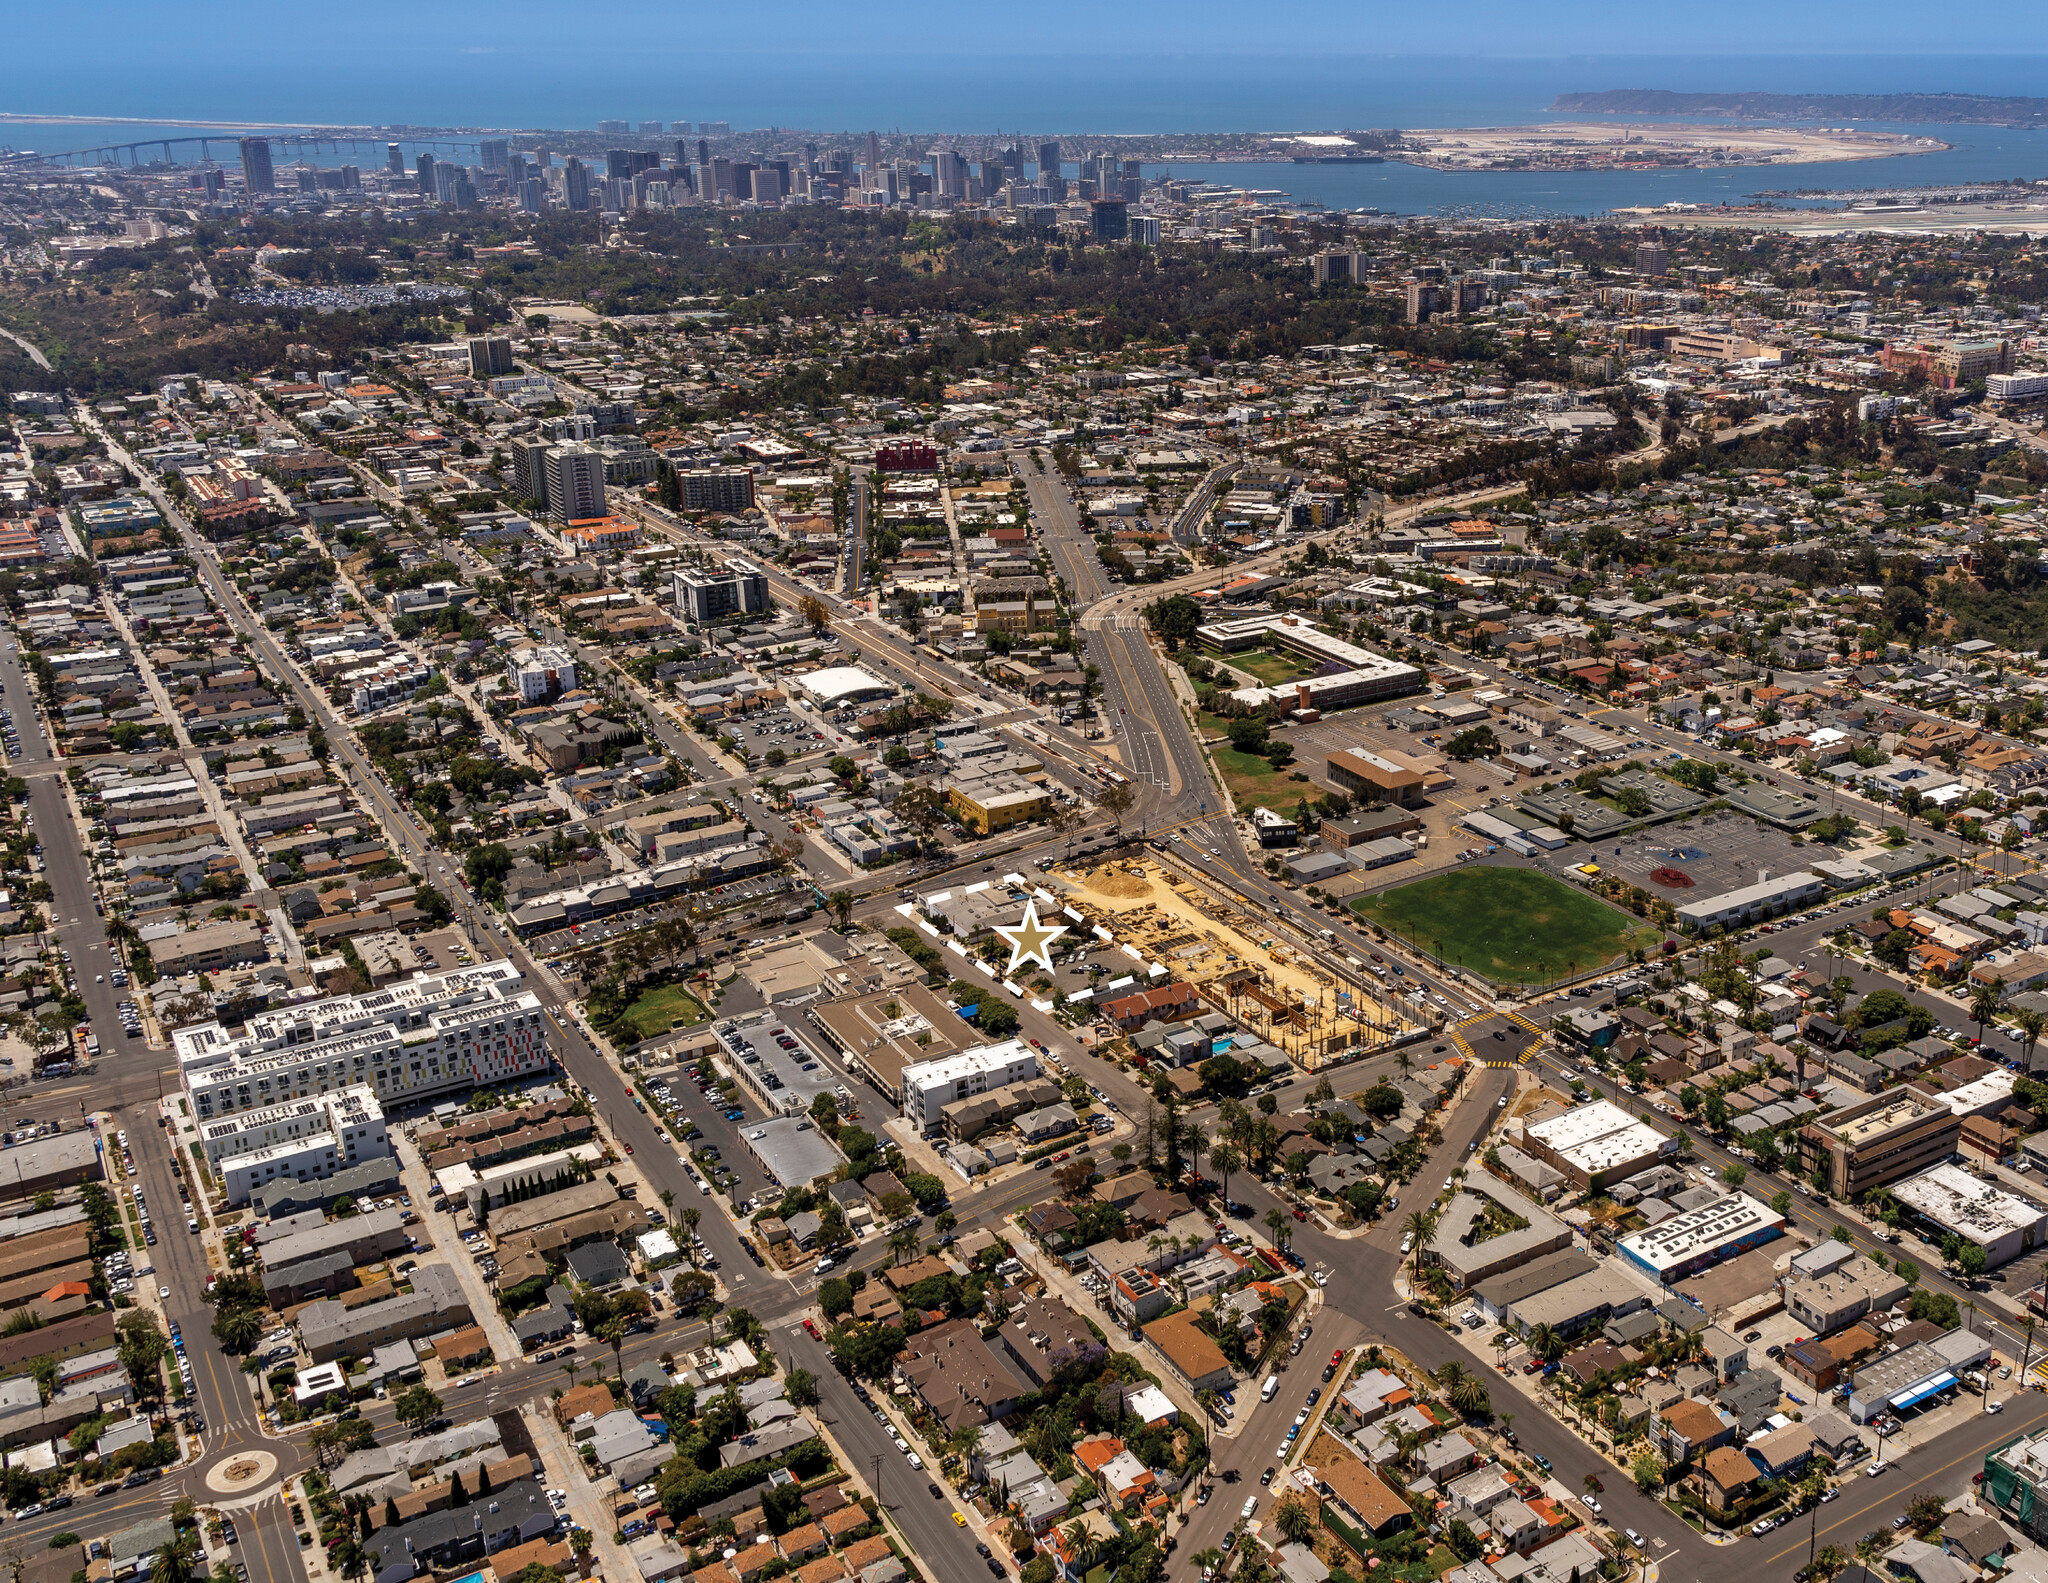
[
  {"xmin": 529, "ymin": 1400, "xmax": 633, "ymax": 1583},
  {"xmin": 388, "ymin": 1130, "xmax": 526, "ymax": 1363}
]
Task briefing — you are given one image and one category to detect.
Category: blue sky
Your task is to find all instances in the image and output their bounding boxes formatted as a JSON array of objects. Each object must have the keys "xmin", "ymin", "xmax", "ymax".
[{"xmin": 4, "ymin": 1, "xmax": 2047, "ymax": 134}]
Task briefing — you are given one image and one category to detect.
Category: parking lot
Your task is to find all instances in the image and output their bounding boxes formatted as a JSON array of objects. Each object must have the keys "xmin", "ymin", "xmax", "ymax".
[
  {"xmin": 530, "ymin": 877, "xmax": 809, "ymax": 960},
  {"xmin": 1562, "ymin": 810, "xmax": 1820, "ymax": 898}
]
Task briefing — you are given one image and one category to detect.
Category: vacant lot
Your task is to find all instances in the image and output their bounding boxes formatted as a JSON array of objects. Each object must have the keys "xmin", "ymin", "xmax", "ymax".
[
  {"xmin": 616, "ymin": 982, "xmax": 710, "ymax": 1040},
  {"xmin": 1353, "ymin": 866, "xmax": 1660, "ymax": 985}
]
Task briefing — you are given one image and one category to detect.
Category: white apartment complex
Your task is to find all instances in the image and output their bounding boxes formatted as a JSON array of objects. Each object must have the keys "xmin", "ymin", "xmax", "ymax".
[
  {"xmin": 900, "ymin": 1039, "xmax": 1040, "ymax": 1134},
  {"xmin": 176, "ymin": 961, "xmax": 553, "ymax": 1126},
  {"xmin": 506, "ymin": 644, "xmax": 578, "ymax": 704},
  {"xmin": 203, "ymin": 1085, "xmax": 392, "ymax": 1205}
]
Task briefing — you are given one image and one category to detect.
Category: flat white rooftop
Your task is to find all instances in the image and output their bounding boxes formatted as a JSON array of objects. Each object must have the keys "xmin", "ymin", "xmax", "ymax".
[
  {"xmin": 901, "ymin": 1039, "xmax": 1036, "ymax": 1090},
  {"xmin": 1890, "ymin": 1161, "xmax": 2048, "ymax": 1248},
  {"xmin": 1525, "ymin": 1100, "xmax": 1642, "ymax": 1152},
  {"xmin": 1618, "ymin": 1192, "xmax": 1785, "ymax": 1275}
]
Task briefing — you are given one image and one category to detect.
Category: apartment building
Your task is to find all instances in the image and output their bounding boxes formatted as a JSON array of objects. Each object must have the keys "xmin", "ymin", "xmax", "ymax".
[
  {"xmin": 202, "ymin": 1085, "xmax": 393, "ymax": 1206},
  {"xmin": 672, "ymin": 558, "xmax": 770, "ymax": 624},
  {"xmin": 900, "ymin": 1041, "xmax": 1040, "ymax": 1135},
  {"xmin": 176, "ymin": 961, "xmax": 552, "ymax": 1124},
  {"xmin": 506, "ymin": 645, "xmax": 577, "ymax": 704},
  {"xmin": 1797, "ymin": 1091, "xmax": 1961, "ymax": 1199}
]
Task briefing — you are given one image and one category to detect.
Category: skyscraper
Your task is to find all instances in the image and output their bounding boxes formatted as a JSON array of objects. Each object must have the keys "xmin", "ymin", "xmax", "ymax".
[
  {"xmin": 544, "ymin": 445, "xmax": 607, "ymax": 523},
  {"xmin": 605, "ymin": 149, "xmax": 632, "ymax": 180},
  {"xmin": 386, "ymin": 143, "xmax": 405, "ymax": 176},
  {"xmin": 520, "ymin": 178, "xmax": 543, "ymax": 213},
  {"xmin": 864, "ymin": 131, "xmax": 882, "ymax": 185},
  {"xmin": 931, "ymin": 149, "xmax": 968, "ymax": 201},
  {"xmin": 467, "ymin": 336, "xmax": 514, "ymax": 378},
  {"xmin": 638, "ymin": 121, "xmax": 664, "ymax": 135},
  {"xmin": 1036, "ymin": 140, "xmax": 1064, "ymax": 199},
  {"xmin": 416, "ymin": 153, "xmax": 436, "ymax": 198},
  {"xmin": 563, "ymin": 158, "xmax": 590, "ymax": 210},
  {"xmin": 239, "ymin": 138, "xmax": 274, "ymax": 195},
  {"xmin": 672, "ymin": 120, "xmax": 693, "ymax": 136},
  {"xmin": 750, "ymin": 165, "xmax": 783, "ymax": 202},
  {"xmin": 479, "ymin": 139, "xmax": 508, "ymax": 172}
]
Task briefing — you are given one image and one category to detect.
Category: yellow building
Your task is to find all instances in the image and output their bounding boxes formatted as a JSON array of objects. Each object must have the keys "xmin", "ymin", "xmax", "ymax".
[
  {"xmin": 972, "ymin": 594, "xmax": 1054, "ymax": 634},
  {"xmin": 946, "ymin": 775, "xmax": 1049, "ymax": 836}
]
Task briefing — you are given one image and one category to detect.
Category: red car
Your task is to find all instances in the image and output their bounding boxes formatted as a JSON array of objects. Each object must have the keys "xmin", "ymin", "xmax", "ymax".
[
  {"xmin": 1330, "ymin": 1351, "xmax": 1343, "ymax": 1369},
  {"xmin": 623, "ymin": 1143, "xmax": 634, "ymax": 1155},
  {"xmin": 803, "ymin": 1319, "xmax": 820, "ymax": 1339},
  {"xmin": 1293, "ymin": 1208, "xmax": 1307, "ymax": 1222}
]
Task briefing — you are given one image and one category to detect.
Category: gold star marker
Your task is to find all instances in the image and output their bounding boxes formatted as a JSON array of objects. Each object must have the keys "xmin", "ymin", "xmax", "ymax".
[{"xmin": 994, "ymin": 898, "xmax": 1069, "ymax": 979}]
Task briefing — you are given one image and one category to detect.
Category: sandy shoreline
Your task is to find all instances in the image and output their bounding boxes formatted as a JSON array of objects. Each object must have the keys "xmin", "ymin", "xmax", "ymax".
[{"xmin": 1387, "ymin": 120, "xmax": 1946, "ymax": 172}]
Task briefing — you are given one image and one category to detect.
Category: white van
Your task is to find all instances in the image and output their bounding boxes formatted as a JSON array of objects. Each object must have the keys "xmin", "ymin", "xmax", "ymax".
[{"xmin": 1260, "ymin": 1376, "xmax": 1280, "ymax": 1403}]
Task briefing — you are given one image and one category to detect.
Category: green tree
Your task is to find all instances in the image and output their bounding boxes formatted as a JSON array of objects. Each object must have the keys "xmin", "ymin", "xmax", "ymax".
[
  {"xmin": 393, "ymin": 1384, "xmax": 444, "ymax": 1435},
  {"xmin": 1143, "ymin": 594, "xmax": 1203, "ymax": 652},
  {"xmin": 211, "ymin": 1307, "xmax": 261, "ymax": 1354}
]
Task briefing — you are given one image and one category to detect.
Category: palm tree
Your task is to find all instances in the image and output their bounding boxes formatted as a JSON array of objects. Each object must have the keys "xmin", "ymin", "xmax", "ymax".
[
  {"xmin": 829, "ymin": 891, "xmax": 854, "ymax": 932},
  {"xmin": 601, "ymin": 1315, "xmax": 628, "ymax": 1383},
  {"xmin": 1402, "ymin": 1209, "xmax": 1437, "ymax": 1277},
  {"xmin": 888, "ymin": 1226, "xmax": 920, "ymax": 1266},
  {"xmin": 1186, "ymin": 1124, "xmax": 1208, "ymax": 1186},
  {"xmin": 1060, "ymin": 1521, "xmax": 1095, "ymax": 1573},
  {"xmin": 1972, "ymin": 977, "xmax": 2005, "ymax": 1046},
  {"xmin": 1273, "ymin": 1496, "xmax": 1316, "ymax": 1546},
  {"xmin": 1528, "ymin": 1322, "xmax": 1565, "ymax": 1363},
  {"xmin": 1192, "ymin": 1550, "xmax": 1223, "ymax": 1580},
  {"xmin": 1265, "ymin": 1208, "xmax": 1293, "ymax": 1251},
  {"xmin": 2019, "ymin": 1006, "xmax": 2046, "ymax": 1074},
  {"xmin": 1814, "ymin": 1545, "xmax": 1848, "ymax": 1580},
  {"xmin": 151, "ymin": 1535, "xmax": 198, "ymax": 1583},
  {"xmin": 1209, "ymin": 1144, "xmax": 1243, "ymax": 1212}
]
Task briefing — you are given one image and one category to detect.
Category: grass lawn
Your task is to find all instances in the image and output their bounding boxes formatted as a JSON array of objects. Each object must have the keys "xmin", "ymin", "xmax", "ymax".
[
  {"xmin": 1353, "ymin": 867, "xmax": 1661, "ymax": 984},
  {"xmin": 616, "ymin": 982, "xmax": 710, "ymax": 1040},
  {"xmin": 1222, "ymin": 645, "xmax": 1319, "ymax": 686},
  {"xmin": 1214, "ymin": 744, "xmax": 1316, "ymax": 815}
]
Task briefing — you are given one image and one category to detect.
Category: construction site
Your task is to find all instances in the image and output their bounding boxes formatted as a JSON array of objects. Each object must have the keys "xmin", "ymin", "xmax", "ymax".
[{"xmin": 1052, "ymin": 857, "xmax": 1430, "ymax": 1068}]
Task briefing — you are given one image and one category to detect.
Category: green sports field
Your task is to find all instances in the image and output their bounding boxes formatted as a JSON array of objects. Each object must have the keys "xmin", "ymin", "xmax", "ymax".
[{"xmin": 1352, "ymin": 866, "xmax": 1660, "ymax": 984}]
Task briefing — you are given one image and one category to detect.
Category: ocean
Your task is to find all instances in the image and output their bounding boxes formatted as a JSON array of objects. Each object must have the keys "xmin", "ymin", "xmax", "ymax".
[{"xmin": 11, "ymin": 53, "xmax": 2048, "ymax": 218}]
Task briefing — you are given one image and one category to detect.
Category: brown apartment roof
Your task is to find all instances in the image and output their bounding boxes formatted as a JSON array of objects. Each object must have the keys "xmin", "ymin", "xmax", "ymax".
[
  {"xmin": 1140, "ymin": 1310, "xmax": 1230, "ymax": 1384},
  {"xmin": 839, "ymin": 1539, "xmax": 895, "ymax": 1574},
  {"xmin": 1661, "ymin": 1398, "xmax": 1731, "ymax": 1445},
  {"xmin": 0, "ymin": 1258, "xmax": 93, "ymax": 1312},
  {"xmin": 0, "ymin": 1226, "xmax": 91, "ymax": 1284},
  {"xmin": 0, "ymin": 1311, "xmax": 115, "ymax": 1376},
  {"xmin": 897, "ymin": 1317, "xmax": 1030, "ymax": 1432},
  {"xmin": 1316, "ymin": 1446, "xmax": 1409, "ymax": 1535}
]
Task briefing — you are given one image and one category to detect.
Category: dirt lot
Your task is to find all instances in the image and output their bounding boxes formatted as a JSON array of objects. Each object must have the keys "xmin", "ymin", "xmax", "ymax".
[{"xmin": 1055, "ymin": 859, "xmax": 1423, "ymax": 1052}]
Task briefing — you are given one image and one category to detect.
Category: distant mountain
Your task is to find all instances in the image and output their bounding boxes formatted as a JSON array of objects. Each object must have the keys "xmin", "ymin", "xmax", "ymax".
[{"xmin": 1550, "ymin": 89, "xmax": 2048, "ymax": 128}]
